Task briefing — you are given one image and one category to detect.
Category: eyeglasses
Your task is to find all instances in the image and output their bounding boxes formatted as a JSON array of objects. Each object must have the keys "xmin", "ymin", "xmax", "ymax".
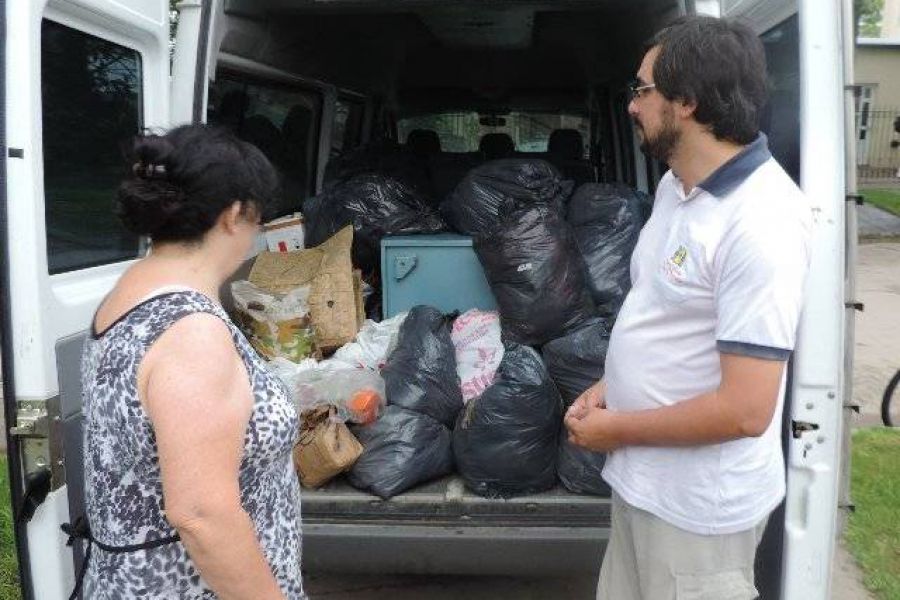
[{"xmin": 628, "ymin": 80, "xmax": 657, "ymax": 100}]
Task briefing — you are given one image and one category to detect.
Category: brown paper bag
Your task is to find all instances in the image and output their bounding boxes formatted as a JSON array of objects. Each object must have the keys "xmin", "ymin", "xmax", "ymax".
[
  {"xmin": 249, "ymin": 226, "xmax": 364, "ymax": 351},
  {"xmin": 293, "ymin": 406, "xmax": 363, "ymax": 488}
]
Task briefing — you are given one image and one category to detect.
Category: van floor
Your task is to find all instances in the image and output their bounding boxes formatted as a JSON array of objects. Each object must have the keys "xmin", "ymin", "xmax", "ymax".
[{"xmin": 301, "ymin": 474, "xmax": 611, "ymax": 528}]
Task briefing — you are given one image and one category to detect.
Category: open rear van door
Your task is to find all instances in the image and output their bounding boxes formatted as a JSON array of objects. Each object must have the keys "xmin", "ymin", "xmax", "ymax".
[
  {"xmin": 2, "ymin": 1, "xmax": 171, "ymax": 597},
  {"xmin": 722, "ymin": 0, "xmax": 853, "ymax": 598}
]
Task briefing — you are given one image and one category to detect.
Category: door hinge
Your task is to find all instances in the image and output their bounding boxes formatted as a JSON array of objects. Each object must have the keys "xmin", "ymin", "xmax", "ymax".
[
  {"xmin": 845, "ymin": 194, "xmax": 864, "ymax": 205},
  {"xmin": 9, "ymin": 398, "xmax": 65, "ymax": 491},
  {"xmin": 844, "ymin": 301, "xmax": 864, "ymax": 312},
  {"xmin": 9, "ymin": 403, "xmax": 49, "ymax": 439}
]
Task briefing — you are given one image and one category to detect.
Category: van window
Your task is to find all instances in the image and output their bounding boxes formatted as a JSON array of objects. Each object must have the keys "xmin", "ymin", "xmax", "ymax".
[
  {"xmin": 760, "ymin": 15, "xmax": 800, "ymax": 183},
  {"xmin": 41, "ymin": 20, "xmax": 143, "ymax": 274},
  {"xmin": 331, "ymin": 97, "xmax": 365, "ymax": 158},
  {"xmin": 398, "ymin": 112, "xmax": 590, "ymax": 155},
  {"xmin": 207, "ymin": 75, "xmax": 322, "ymax": 217}
]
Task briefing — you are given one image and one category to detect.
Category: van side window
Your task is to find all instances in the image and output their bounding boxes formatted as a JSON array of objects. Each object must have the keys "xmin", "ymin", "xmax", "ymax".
[
  {"xmin": 207, "ymin": 75, "xmax": 322, "ymax": 217},
  {"xmin": 41, "ymin": 20, "xmax": 143, "ymax": 274},
  {"xmin": 760, "ymin": 15, "xmax": 800, "ymax": 183},
  {"xmin": 331, "ymin": 98, "xmax": 364, "ymax": 158}
]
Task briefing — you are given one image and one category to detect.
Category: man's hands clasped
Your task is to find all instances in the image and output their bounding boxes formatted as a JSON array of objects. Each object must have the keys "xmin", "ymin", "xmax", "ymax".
[{"xmin": 564, "ymin": 380, "xmax": 621, "ymax": 452}]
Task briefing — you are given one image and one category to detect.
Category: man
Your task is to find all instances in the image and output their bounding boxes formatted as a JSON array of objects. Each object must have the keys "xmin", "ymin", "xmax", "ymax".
[{"xmin": 564, "ymin": 16, "xmax": 811, "ymax": 600}]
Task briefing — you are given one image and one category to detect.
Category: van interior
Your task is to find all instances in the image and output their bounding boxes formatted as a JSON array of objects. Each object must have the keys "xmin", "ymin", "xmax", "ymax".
[{"xmin": 185, "ymin": 2, "xmax": 800, "ymax": 594}]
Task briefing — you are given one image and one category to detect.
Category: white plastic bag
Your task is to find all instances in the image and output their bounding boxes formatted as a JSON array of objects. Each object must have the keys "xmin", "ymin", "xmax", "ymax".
[
  {"xmin": 231, "ymin": 280, "xmax": 318, "ymax": 362},
  {"xmin": 295, "ymin": 368, "xmax": 386, "ymax": 424},
  {"xmin": 270, "ymin": 357, "xmax": 386, "ymax": 425},
  {"xmin": 328, "ymin": 312, "xmax": 408, "ymax": 371},
  {"xmin": 451, "ymin": 310, "xmax": 504, "ymax": 403}
]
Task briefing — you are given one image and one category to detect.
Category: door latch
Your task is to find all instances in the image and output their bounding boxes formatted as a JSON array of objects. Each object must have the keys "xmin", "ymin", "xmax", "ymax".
[{"xmin": 791, "ymin": 420, "xmax": 820, "ymax": 439}]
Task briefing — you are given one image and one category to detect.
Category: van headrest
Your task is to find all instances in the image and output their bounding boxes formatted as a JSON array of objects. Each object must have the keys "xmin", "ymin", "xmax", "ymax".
[
  {"xmin": 479, "ymin": 133, "xmax": 515, "ymax": 159},
  {"xmin": 241, "ymin": 115, "xmax": 285, "ymax": 165},
  {"xmin": 282, "ymin": 105, "xmax": 313, "ymax": 142},
  {"xmin": 548, "ymin": 129, "xmax": 584, "ymax": 161},
  {"xmin": 406, "ymin": 129, "xmax": 442, "ymax": 157}
]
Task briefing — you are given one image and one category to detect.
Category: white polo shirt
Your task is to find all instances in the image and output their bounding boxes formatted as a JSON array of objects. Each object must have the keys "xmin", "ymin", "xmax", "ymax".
[{"xmin": 601, "ymin": 134, "xmax": 812, "ymax": 535}]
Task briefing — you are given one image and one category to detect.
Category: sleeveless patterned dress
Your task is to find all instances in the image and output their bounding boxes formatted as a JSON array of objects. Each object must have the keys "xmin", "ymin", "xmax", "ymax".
[{"xmin": 80, "ymin": 290, "xmax": 306, "ymax": 598}]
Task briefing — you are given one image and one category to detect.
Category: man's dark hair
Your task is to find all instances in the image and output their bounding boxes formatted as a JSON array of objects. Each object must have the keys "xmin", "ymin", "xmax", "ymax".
[
  {"xmin": 116, "ymin": 124, "xmax": 280, "ymax": 243},
  {"xmin": 649, "ymin": 16, "xmax": 768, "ymax": 144}
]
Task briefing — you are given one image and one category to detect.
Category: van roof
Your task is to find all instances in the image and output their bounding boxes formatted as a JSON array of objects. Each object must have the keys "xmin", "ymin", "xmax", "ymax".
[{"xmin": 219, "ymin": 0, "xmax": 680, "ymax": 109}]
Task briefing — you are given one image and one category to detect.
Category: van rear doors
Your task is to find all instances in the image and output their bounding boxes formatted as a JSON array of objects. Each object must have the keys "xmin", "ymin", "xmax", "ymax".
[{"xmin": 2, "ymin": 1, "xmax": 171, "ymax": 597}]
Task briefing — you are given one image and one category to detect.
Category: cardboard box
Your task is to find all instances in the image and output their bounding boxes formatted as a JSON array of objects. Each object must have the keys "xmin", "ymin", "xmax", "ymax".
[
  {"xmin": 293, "ymin": 406, "xmax": 363, "ymax": 488},
  {"xmin": 249, "ymin": 226, "xmax": 364, "ymax": 351},
  {"xmin": 263, "ymin": 213, "xmax": 305, "ymax": 253}
]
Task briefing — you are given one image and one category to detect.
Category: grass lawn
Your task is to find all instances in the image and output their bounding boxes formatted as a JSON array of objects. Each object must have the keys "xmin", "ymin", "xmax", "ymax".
[
  {"xmin": 846, "ymin": 428, "xmax": 900, "ymax": 600},
  {"xmin": 0, "ymin": 457, "xmax": 20, "ymax": 600},
  {"xmin": 863, "ymin": 189, "xmax": 900, "ymax": 217}
]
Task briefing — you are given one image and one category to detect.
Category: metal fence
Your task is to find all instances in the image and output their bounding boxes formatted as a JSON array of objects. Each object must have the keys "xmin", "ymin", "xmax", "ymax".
[{"xmin": 856, "ymin": 107, "xmax": 900, "ymax": 181}]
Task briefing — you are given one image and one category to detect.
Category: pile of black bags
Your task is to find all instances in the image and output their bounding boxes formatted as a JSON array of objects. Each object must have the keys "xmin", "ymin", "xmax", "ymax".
[{"xmin": 301, "ymin": 145, "xmax": 654, "ymax": 500}]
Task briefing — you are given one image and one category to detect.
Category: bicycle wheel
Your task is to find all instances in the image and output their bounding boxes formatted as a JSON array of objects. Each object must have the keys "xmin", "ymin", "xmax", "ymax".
[{"xmin": 882, "ymin": 369, "xmax": 900, "ymax": 428}]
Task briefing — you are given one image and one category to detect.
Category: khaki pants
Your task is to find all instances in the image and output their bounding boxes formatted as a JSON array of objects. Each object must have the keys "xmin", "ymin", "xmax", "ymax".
[{"xmin": 597, "ymin": 493, "xmax": 769, "ymax": 600}]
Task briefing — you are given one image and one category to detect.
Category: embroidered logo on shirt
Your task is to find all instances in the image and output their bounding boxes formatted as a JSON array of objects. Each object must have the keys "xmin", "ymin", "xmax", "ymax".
[{"xmin": 671, "ymin": 245, "xmax": 688, "ymax": 267}]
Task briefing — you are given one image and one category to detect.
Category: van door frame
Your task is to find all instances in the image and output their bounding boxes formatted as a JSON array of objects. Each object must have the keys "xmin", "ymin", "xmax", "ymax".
[{"xmin": 0, "ymin": 1, "xmax": 37, "ymax": 595}]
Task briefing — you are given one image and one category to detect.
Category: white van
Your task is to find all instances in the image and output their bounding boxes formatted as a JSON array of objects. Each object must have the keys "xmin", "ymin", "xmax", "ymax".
[{"xmin": 2, "ymin": 0, "xmax": 858, "ymax": 598}]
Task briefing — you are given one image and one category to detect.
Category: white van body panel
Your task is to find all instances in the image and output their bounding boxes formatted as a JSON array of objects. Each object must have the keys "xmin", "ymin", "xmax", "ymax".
[
  {"xmin": 783, "ymin": 0, "xmax": 847, "ymax": 597},
  {"xmin": 4, "ymin": 0, "xmax": 170, "ymax": 597}
]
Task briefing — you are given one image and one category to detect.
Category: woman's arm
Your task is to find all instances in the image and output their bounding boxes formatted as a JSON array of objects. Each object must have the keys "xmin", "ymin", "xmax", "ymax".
[{"xmin": 141, "ymin": 313, "xmax": 285, "ymax": 600}]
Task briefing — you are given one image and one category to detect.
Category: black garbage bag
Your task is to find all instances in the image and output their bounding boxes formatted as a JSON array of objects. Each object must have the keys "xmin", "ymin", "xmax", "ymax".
[
  {"xmin": 566, "ymin": 183, "xmax": 647, "ymax": 319},
  {"xmin": 348, "ymin": 406, "xmax": 454, "ymax": 499},
  {"xmin": 474, "ymin": 205, "xmax": 595, "ymax": 346},
  {"xmin": 303, "ymin": 173, "xmax": 446, "ymax": 276},
  {"xmin": 382, "ymin": 305, "xmax": 463, "ymax": 427},
  {"xmin": 542, "ymin": 319, "xmax": 613, "ymax": 496},
  {"xmin": 557, "ymin": 423, "xmax": 612, "ymax": 496},
  {"xmin": 452, "ymin": 344, "xmax": 562, "ymax": 498},
  {"xmin": 541, "ymin": 318, "xmax": 610, "ymax": 405},
  {"xmin": 441, "ymin": 159, "xmax": 573, "ymax": 236}
]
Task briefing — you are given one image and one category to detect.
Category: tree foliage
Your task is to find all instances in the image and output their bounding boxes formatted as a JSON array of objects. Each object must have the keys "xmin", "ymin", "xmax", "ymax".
[{"xmin": 856, "ymin": 0, "xmax": 884, "ymax": 37}]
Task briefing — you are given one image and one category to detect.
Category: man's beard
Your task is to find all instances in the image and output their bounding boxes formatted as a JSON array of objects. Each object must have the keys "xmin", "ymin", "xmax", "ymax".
[{"xmin": 635, "ymin": 109, "xmax": 680, "ymax": 162}]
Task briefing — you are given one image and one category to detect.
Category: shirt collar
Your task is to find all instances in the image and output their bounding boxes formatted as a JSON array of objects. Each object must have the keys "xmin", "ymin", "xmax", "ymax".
[{"xmin": 695, "ymin": 133, "xmax": 771, "ymax": 199}]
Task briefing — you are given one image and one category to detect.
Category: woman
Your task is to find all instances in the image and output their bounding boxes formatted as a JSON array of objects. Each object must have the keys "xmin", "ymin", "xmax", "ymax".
[{"xmin": 77, "ymin": 125, "xmax": 305, "ymax": 598}]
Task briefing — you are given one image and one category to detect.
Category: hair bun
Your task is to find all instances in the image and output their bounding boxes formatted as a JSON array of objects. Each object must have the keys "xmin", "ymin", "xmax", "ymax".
[{"xmin": 116, "ymin": 134, "xmax": 183, "ymax": 236}]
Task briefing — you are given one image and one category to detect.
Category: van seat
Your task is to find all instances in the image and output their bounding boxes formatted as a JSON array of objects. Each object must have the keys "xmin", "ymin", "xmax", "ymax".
[
  {"xmin": 406, "ymin": 129, "xmax": 442, "ymax": 157},
  {"xmin": 547, "ymin": 129, "xmax": 595, "ymax": 186},
  {"xmin": 428, "ymin": 151, "xmax": 485, "ymax": 204},
  {"xmin": 479, "ymin": 133, "xmax": 516, "ymax": 160}
]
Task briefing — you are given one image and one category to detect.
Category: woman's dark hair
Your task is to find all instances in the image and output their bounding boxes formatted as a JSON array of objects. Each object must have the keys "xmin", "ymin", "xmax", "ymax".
[
  {"xmin": 116, "ymin": 124, "xmax": 280, "ymax": 243},
  {"xmin": 649, "ymin": 16, "xmax": 769, "ymax": 145}
]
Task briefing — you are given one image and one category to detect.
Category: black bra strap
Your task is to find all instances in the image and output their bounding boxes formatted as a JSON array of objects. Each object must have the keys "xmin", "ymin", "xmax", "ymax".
[{"xmin": 61, "ymin": 515, "xmax": 181, "ymax": 600}]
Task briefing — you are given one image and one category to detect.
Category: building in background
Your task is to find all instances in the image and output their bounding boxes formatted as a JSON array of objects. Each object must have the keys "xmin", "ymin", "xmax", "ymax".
[{"xmin": 855, "ymin": 0, "xmax": 900, "ymax": 181}]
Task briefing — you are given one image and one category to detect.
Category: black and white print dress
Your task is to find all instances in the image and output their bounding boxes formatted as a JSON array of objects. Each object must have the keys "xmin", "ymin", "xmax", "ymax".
[{"xmin": 81, "ymin": 289, "xmax": 305, "ymax": 599}]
